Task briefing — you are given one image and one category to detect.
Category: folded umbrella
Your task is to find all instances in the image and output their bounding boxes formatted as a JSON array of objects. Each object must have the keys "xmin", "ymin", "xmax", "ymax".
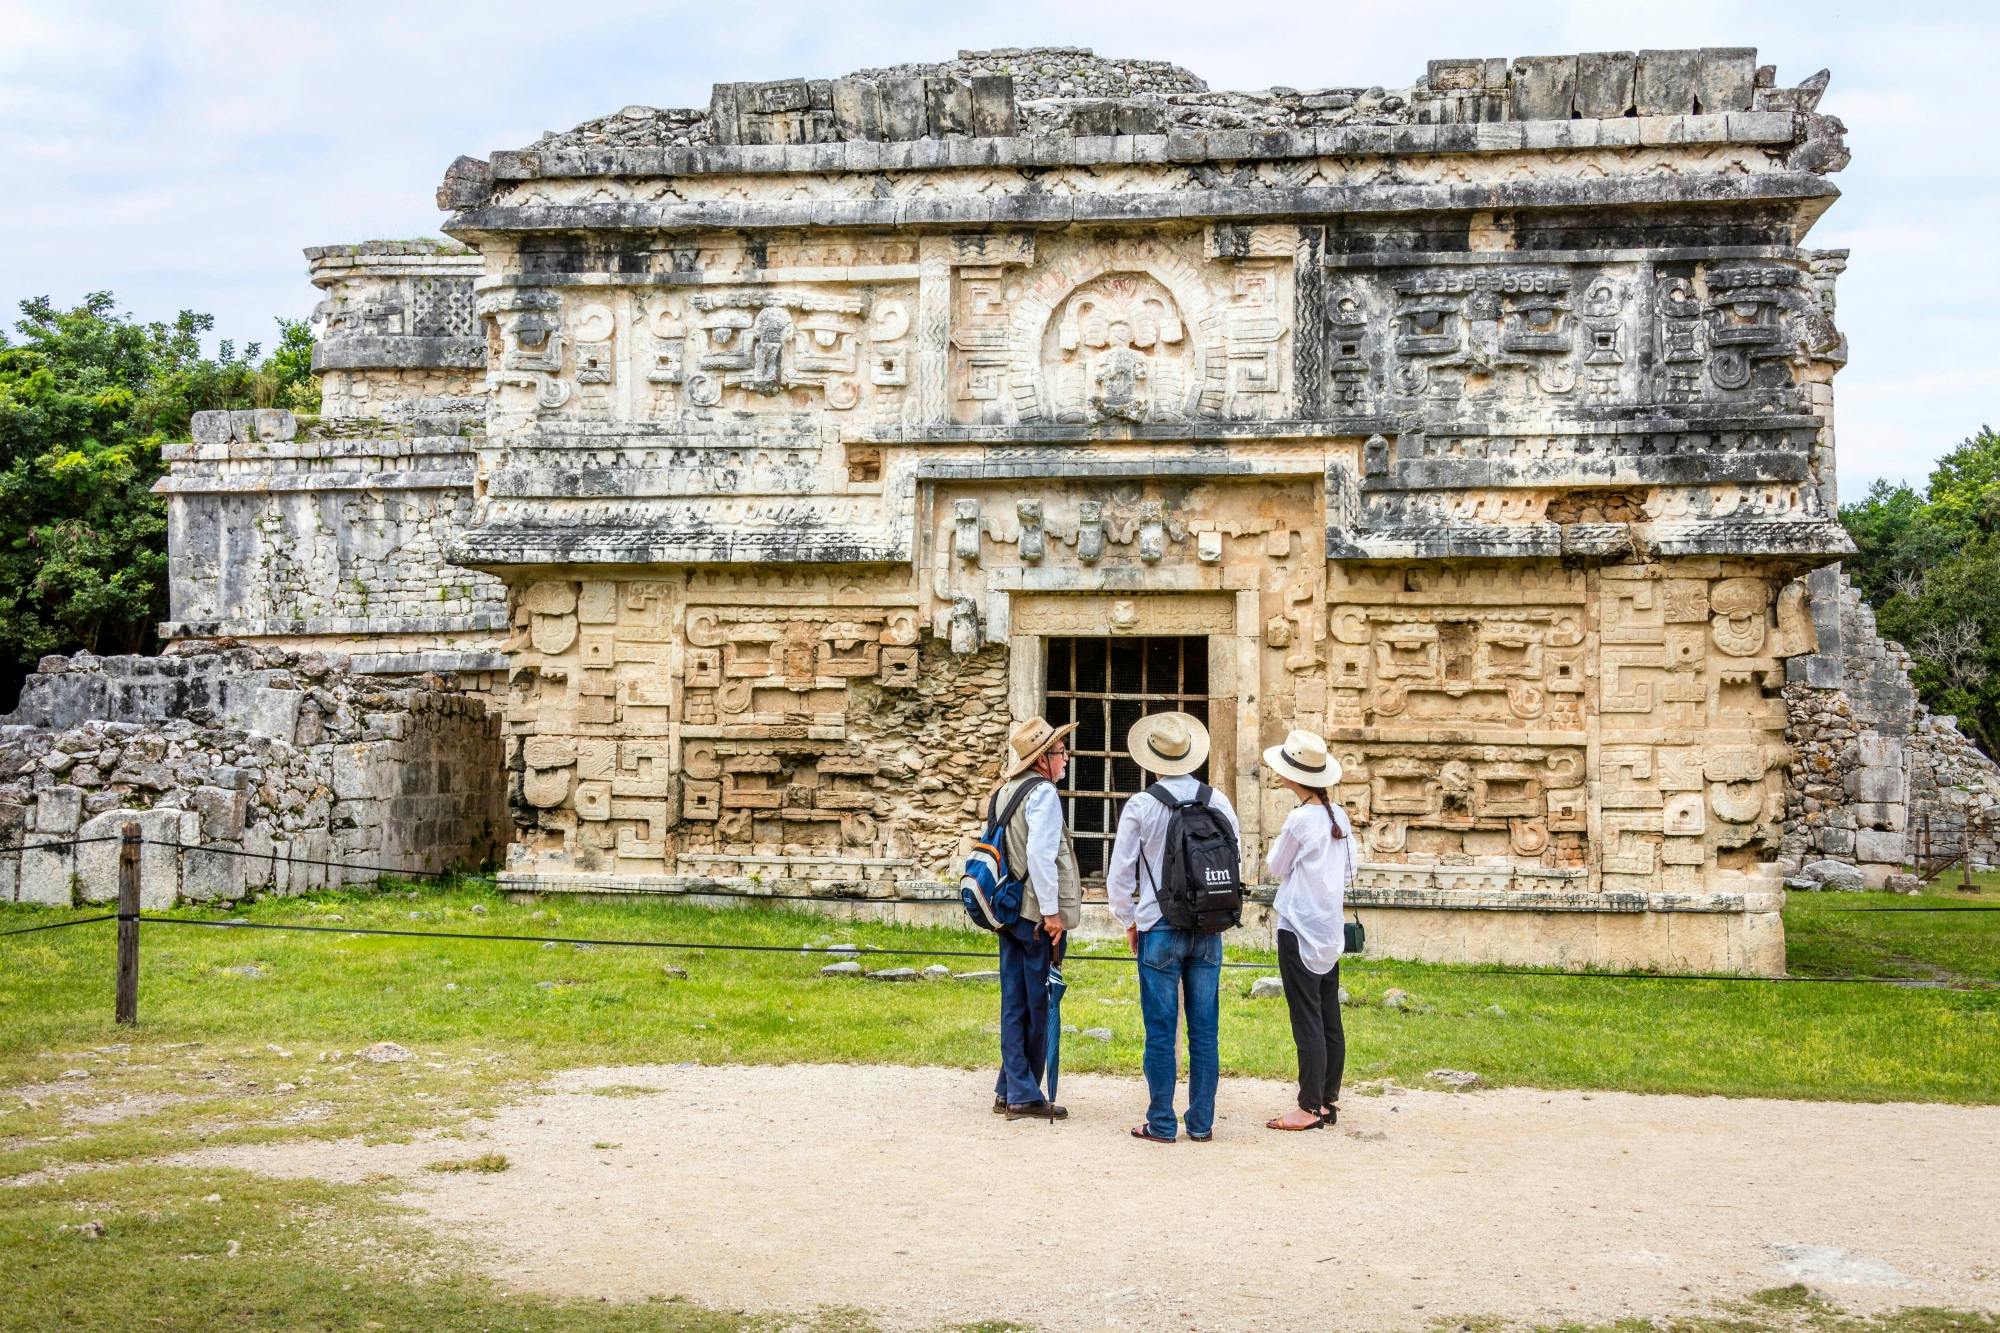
[{"xmin": 1044, "ymin": 937, "xmax": 1067, "ymax": 1106}]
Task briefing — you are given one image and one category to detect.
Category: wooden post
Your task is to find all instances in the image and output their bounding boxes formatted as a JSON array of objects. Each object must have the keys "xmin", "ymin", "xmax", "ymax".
[{"xmin": 115, "ymin": 821, "xmax": 140, "ymax": 1025}]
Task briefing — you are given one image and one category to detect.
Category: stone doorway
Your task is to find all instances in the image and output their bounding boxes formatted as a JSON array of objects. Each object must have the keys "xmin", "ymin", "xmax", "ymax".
[{"xmin": 1043, "ymin": 635, "xmax": 1210, "ymax": 879}]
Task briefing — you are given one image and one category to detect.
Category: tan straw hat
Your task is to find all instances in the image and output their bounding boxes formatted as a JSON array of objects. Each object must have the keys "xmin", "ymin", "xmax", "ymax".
[
  {"xmin": 1126, "ymin": 710, "xmax": 1211, "ymax": 777},
  {"xmin": 1263, "ymin": 728, "xmax": 1342, "ymax": 788},
  {"xmin": 999, "ymin": 715, "xmax": 1079, "ymax": 781}
]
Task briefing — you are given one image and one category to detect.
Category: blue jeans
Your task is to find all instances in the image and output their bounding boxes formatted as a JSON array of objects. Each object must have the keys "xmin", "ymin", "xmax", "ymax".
[
  {"xmin": 995, "ymin": 924, "xmax": 1053, "ymax": 1105},
  {"xmin": 1137, "ymin": 926, "xmax": 1222, "ymax": 1139}
]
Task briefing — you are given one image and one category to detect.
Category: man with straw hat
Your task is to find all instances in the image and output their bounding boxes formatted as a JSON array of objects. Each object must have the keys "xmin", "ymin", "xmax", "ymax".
[
  {"xmin": 1105, "ymin": 711, "xmax": 1241, "ymax": 1143},
  {"xmin": 987, "ymin": 716, "xmax": 1082, "ymax": 1120}
]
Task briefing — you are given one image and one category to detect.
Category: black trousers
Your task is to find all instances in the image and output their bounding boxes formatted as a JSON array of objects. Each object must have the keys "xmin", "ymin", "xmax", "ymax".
[{"xmin": 1277, "ymin": 929, "xmax": 1345, "ymax": 1112}]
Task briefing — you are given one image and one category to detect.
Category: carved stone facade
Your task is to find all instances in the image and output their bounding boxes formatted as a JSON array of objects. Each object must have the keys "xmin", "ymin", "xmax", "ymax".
[
  {"xmin": 164, "ymin": 47, "xmax": 1861, "ymax": 972},
  {"xmin": 159, "ymin": 243, "xmax": 507, "ymax": 677}
]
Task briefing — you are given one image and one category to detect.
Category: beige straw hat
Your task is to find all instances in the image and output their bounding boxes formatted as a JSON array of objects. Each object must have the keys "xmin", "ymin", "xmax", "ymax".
[
  {"xmin": 1126, "ymin": 711, "xmax": 1211, "ymax": 777},
  {"xmin": 1263, "ymin": 729, "xmax": 1342, "ymax": 788},
  {"xmin": 999, "ymin": 715, "xmax": 1079, "ymax": 781}
]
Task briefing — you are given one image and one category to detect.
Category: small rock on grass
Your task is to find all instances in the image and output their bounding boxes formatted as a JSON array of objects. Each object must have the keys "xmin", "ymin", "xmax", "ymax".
[
  {"xmin": 1484, "ymin": 1004, "xmax": 1506, "ymax": 1018},
  {"xmin": 819, "ymin": 961, "xmax": 863, "ymax": 977},
  {"xmin": 661, "ymin": 965, "xmax": 688, "ymax": 980},
  {"xmin": 1338, "ymin": 986, "xmax": 1351, "ymax": 1005},
  {"xmin": 955, "ymin": 970, "xmax": 1000, "ymax": 982},
  {"xmin": 223, "ymin": 964, "xmax": 264, "ymax": 979},
  {"xmin": 1426, "ymin": 1068, "xmax": 1483, "ymax": 1090},
  {"xmin": 1082, "ymin": 1027, "xmax": 1112, "ymax": 1042},
  {"xmin": 922, "ymin": 964, "xmax": 952, "ymax": 979},
  {"xmin": 359, "ymin": 1042, "xmax": 411, "ymax": 1063},
  {"xmin": 1249, "ymin": 976, "xmax": 1283, "ymax": 999},
  {"xmin": 866, "ymin": 968, "xmax": 918, "ymax": 982}
]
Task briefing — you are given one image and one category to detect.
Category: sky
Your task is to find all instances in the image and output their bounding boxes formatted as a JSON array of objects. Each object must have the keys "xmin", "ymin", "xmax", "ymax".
[{"xmin": 0, "ymin": 0, "xmax": 1992, "ymax": 496}]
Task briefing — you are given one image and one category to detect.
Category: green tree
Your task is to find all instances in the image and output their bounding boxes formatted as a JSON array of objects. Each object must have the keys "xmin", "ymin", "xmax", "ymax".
[
  {"xmin": 1841, "ymin": 426, "xmax": 2000, "ymax": 753},
  {"xmin": 0, "ymin": 294, "xmax": 314, "ymax": 707}
]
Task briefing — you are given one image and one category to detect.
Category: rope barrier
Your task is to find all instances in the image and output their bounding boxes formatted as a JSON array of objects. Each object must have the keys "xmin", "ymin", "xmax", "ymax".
[
  {"xmin": 0, "ymin": 835, "xmax": 126, "ymax": 855},
  {"xmin": 0, "ymin": 836, "xmax": 1975, "ymax": 987},
  {"xmin": 0, "ymin": 913, "xmax": 116, "ymax": 938},
  {"xmin": 119, "ymin": 915, "xmax": 1995, "ymax": 988}
]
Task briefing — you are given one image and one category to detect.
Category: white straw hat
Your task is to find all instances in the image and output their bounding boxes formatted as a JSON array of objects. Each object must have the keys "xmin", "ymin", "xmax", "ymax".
[
  {"xmin": 1263, "ymin": 729, "xmax": 1341, "ymax": 788},
  {"xmin": 1127, "ymin": 711, "xmax": 1211, "ymax": 777},
  {"xmin": 999, "ymin": 715, "xmax": 1079, "ymax": 781}
]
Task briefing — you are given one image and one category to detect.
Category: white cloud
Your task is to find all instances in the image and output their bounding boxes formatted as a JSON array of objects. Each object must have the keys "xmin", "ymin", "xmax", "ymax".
[{"xmin": 0, "ymin": 0, "xmax": 1991, "ymax": 489}]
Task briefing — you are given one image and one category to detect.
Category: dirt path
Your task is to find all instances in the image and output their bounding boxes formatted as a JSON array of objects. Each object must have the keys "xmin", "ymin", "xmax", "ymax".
[{"xmin": 184, "ymin": 1064, "xmax": 2000, "ymax": 1331}]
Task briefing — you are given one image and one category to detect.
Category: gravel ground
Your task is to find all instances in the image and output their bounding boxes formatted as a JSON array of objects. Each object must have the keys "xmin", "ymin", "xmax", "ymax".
[{"xmin": 183, "ymin": 1063, "xmax": 2000, "ymax": 1331}]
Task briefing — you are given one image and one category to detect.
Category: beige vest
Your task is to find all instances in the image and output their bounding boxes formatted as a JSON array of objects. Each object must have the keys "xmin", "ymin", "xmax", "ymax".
[{"xmin": 994, "ymin": 775, "xmax": 1082, "ymax": 930}]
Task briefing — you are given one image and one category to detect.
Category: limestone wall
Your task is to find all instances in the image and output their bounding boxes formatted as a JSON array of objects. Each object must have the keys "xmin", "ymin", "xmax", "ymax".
[
  {"xmin": 1784, "ymin": 574, "xmax": 2000, "ymax": 881},
  {"xmin": 407, "ymin": 44, "xmax": 1862, "ymax": 975},
  {"xmin": 156, "ymin": 239, "xmax": 508, "ymax": 673},
  {"xmin": 0, "ymin": 645, "xmax": 506, "ymax": 906}
]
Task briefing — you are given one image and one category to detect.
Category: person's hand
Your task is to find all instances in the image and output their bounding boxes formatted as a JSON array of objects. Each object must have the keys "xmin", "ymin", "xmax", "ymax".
[
  {"xmin": 1041, "ymin": 914, "xmax": 1064, "ymax": 947},
  {"xmin": 1126, "ymin": 925, "xmax": 1140, "ymax": 955}
]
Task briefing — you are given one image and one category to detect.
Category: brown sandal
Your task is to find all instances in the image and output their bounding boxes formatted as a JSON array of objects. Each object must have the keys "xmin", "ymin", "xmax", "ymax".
[
  {"xmin": 1265, "ymin": 1110, "xmax": 1324, "ymax": 1132},
  {"xmin": 1130, "ymin": 1124, "xmax": 1175, "ymax": 1144}
]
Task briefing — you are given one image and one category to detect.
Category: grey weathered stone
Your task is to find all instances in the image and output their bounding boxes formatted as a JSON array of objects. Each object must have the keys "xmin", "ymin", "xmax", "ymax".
[
  {"xmin": 1635, "ymin": 49, "xmax": 1700, "ymax": 115},
  {"xmin": 358, "ymin": 1041, "xmax": 412, "ymax": 1062},
  {"xmin": 1574, "ymin": 52, "xmax": 1636, "ymax": 117},
  {"xmin": 1426, "ymin": 1068, "xmax": 1483, "ymax": 1089},
  {"xmin": 1249, "ymin": 976, "xmax": 1284, "ymax": 999},
  {"xmin": 819, "ymin": 961, "xmax": 863, "ymax": 976},
  {"xmin": 865, "ymin": 967, "xmax": 919, "ymax": 982},
  {"xmin": 1798, "ymin": 859, "xmax": 1865, "ymax": 891}
]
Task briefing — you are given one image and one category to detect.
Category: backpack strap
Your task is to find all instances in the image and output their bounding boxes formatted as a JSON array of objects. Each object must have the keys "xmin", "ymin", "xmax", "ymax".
[
  {"xmin": 988, "ymin": 774, "xmax": 1048, "ymax": 833},
  {"xmin": 1145, "ymin": 781, "xmax": 1187, "ymax": 810}
]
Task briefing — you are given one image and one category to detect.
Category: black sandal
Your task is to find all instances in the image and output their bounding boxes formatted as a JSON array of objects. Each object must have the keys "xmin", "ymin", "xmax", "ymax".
[{"xmin": 1315, "ymin": 1104, "xmax": 1338, "ymax": 1128}]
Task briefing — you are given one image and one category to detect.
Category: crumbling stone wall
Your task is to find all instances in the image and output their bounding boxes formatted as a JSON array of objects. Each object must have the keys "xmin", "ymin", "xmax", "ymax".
[
  {"xmin": 1784, "ymin": 573, "xmax": 2000, "ymax": 881},
  {"xmin": 0, "ymin": 644, "xmax": 506, "ymax": 906}
]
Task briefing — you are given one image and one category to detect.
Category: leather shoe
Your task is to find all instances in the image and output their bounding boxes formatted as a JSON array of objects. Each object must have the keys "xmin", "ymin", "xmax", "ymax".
[
  {"xmin": 1005, "ymin": 1101, "xmax": 1068, "ymax": 1120},
  {"xmin": 992, "ymin": 1096, "xmax": 1007, "ymax": 1115}
]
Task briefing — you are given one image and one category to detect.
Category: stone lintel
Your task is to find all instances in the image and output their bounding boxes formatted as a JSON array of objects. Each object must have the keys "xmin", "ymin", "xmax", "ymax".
[
  {"xmin": 311, "ymin": 335, "xmax": 486, "ymax": 372},
  {"xmin": 481, "ymin": 111, "xmax": 1802, "ymax": 184},
  {"xmin": 446, "ymin": 173, "xmax": 1838, "ymax": 239}
]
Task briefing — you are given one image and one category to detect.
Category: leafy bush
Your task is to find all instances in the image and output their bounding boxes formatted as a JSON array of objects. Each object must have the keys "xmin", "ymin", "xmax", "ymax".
[
  {"xmin": 0, "ymin": 294, "xmax": 315, "ymax": 707},
  {"xmin": 1842, "ymin": 426, "xmax": 2000, "ymax": 753}
]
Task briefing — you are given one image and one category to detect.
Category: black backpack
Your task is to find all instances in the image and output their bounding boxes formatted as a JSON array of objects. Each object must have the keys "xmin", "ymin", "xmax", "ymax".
[{"xmin": 1144, "ymin": 782, "xmax": 1242, "ymax": 933}]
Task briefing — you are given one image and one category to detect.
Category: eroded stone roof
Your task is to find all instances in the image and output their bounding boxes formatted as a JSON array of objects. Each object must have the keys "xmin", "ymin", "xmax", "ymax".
[{"xmin": 519, "ymin": 45, "xmax": 1829, "ymax": 156}]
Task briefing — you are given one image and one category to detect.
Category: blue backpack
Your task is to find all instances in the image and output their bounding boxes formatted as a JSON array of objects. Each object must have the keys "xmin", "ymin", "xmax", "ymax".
[{"xmin": 959, "ymin": 777, "xmax": 1048, "ymax": 932}]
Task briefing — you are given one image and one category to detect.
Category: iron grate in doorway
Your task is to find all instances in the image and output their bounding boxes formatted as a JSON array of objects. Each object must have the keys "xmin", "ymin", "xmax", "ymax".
[{"xmin": 1043, "ymin": 635, "xmax": 1209, "ymax": 880}]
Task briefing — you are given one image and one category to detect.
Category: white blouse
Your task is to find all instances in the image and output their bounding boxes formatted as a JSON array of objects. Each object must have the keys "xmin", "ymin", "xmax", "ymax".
[{"xmin": 1265, "ymin": 797, "xmax": 1356, "ymax": 975}]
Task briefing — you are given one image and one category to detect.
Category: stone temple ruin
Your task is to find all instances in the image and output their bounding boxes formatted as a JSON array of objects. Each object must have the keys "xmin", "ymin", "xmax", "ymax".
[{"xmin": 17, "ymin": 46, "xmax": 1988, "ymax": 974}]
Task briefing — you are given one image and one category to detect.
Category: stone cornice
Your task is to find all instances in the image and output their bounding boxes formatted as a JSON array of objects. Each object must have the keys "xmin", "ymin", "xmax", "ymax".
[{"xmin": 445, "ymin": 171, "xmax": 1837, "ymax": 240}]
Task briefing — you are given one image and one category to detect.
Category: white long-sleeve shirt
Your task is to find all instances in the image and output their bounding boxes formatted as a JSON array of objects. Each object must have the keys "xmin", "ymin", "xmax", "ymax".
[
  {"xmin": 1266, "ymin": 797, "xmax": 1356, "ymax": 975},
  {"xmin": 1018, "ymin": 779, "xmax": 1066, "ymax": 918},
  {"xmin": 1104, "ymin": 776, "xmax": 1242, "ymax": 930}
]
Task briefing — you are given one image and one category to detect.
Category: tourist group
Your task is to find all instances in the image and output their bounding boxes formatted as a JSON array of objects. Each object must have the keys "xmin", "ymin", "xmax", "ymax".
[{"xmin": 964, "ymin": 711, "xmax": 1355, "ymax": 1140}]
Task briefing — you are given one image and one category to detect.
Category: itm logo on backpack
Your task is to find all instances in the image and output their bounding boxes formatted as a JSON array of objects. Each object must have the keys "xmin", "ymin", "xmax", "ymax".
[{"xmin": 1202, "ymin": 867, "xmax": 1233, "ymax": 886}]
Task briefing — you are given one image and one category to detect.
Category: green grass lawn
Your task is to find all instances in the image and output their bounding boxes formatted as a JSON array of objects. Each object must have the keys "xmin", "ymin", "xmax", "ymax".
[
  {"xmin": 1786, "ymin": 871, "xmax": 2000, "ymax": 985},
  {"xmin": 2, "ymin": 880, "xmax": 1996, "ymax": 1332}
]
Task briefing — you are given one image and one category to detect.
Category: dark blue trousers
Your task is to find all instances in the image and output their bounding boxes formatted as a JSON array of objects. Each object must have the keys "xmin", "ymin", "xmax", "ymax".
[{"xmin": 994, "ymin": 924, "xmax": 1053, "ymax": 1105}]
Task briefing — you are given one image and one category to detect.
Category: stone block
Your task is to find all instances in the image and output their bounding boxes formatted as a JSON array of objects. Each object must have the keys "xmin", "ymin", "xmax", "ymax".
[
  {"xmin": 1856, "ymin": 735, "xmax": 1902, "ymax": 769},
  {"xmin": 967, "ymin": 75, "xmax": 1016, "ymax": 137},
  {"xmin": 1693, "ymin": 47, "xmax": 1756, "ymax": 113},
  {"xmin": 33, "ymin": 785, "xmax": 83, "ymax": 834},
  {"xmin": 1854, "ymin": 830, "xmax": 1906, "ymax": 867},
  {"xmin": 1574, "ymin": 52, "xmax": 1636, "ymax": 117},
  {"xmin": 927, "ymin": 77, "xmax": 972, "ymax": 136},
  {"xmin": 1427, "ymin": 58, "xmax": 1486, "ymax": 92},
  {"xmin": 17, "ymin": 844, "xmax": 74, "ymax": 906},
  {"xmin": 1509, "ymin": 56, "xmax": 1577, "ymax": 120},
  {"xmin": 830, "ymin": 79, "xmax": 883, "ymax": 140},
  {"xmin": 1814, "ymin": 826, "xmax": 1855, "ymax": 857},
  {"xmin": 76, "ymin": 808, "xmax": 191, "ymax": 907},
  {"xmin": 1635, "ymin": 49, "xmax": 1700, "ymax": 115},
  {"xmin": 1799, "ymin": 858, "xmax": 1865, "ymax": 890},
  {"xmin": 880, "ymin": 77, "xmax": 927, "ymax": 140}
]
